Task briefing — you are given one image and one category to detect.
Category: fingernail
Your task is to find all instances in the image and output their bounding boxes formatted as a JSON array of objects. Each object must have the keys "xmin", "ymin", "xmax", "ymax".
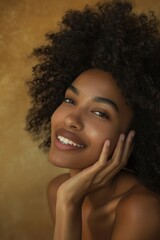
[
  {"xmin": 131, "ymin": 131, "xmax": 136, "ymax": 138},
  {"xmin": 121, "ymin": 134, "xmax": 125, "ymax": 141},
  {"xmin": 106, "ymin": 140, "xmax": 110, "ymax": 147}
]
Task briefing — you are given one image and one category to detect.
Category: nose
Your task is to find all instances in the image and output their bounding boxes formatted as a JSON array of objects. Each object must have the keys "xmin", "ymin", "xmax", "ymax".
[{"xmin": 64, "ymin": 110, "xmax": 84, "ymax": 130}]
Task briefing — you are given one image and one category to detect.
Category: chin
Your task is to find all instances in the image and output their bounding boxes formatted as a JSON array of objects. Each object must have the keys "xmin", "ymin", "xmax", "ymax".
[
  {"xmin": 48, "ymin": 149, "xmax": 65, "ymax": 167},
  {"xmin": 48, "ymin": 148, "xmax": 90, "ymax": 169},
  {"xmin": 48, "ymin": 148, "xmax": 78, "ymax": 169}
]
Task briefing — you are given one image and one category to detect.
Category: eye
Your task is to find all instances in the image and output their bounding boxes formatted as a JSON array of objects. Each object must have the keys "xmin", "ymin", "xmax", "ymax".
[
  {"xmin": 63, "ymin": 97, "xmax": 75, "ymax": 105},
  {"xmin": 93, "ymin": 111, "xmax": 109, "ymax": 119}
]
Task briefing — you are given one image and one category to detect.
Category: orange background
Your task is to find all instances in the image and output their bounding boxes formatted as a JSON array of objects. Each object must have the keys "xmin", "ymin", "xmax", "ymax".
[{"xmin": 0, "ymin": 0, "xmax": 159, "ymax": 239}]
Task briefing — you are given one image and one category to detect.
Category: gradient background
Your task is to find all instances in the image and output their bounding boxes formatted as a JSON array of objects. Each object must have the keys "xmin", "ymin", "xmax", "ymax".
[{"xmin": 0, "ymin": 0, "xmax": 159, "ymax": 239}]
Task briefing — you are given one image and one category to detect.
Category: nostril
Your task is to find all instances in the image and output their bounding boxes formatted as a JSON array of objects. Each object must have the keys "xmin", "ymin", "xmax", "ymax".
[
  {"xmin": 71, "ymin": 125, "xmax": 78, "ymax": 129},
  {"xmin": 64, "ymin": 115, "xmax": 83, "ymax": 130}
]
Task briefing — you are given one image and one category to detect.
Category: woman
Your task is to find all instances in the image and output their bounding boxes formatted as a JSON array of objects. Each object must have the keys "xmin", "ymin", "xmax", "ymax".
[{"xmin": 26, "ymin": 1, "xmax": 160, "ymax": 239}]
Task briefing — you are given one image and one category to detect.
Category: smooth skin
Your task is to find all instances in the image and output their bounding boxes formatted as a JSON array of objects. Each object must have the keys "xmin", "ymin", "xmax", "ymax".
[{"xmin": 48, "ymin": 69, "xmax": 160, "ymax": 240}]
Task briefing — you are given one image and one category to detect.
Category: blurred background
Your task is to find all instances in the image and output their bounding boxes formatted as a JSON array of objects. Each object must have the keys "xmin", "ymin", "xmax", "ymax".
[{"xmin": 0, "ymin": 0, "xmax": 159, "ymax": 239}]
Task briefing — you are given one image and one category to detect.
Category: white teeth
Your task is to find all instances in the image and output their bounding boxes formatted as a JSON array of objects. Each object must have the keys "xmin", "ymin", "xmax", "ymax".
[{"xmin": 57, "ymin": 135, "xmax": 84, "ymax": 148}]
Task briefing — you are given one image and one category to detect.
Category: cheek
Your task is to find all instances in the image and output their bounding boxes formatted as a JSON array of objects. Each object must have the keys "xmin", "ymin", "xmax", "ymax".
[
  {"xmin": 86, "ymin": 122, "xmax": 121, "ymax": 160},
  {"xmin": 50, "ymin": 108, "xmax": 64, "ymax": 146},
  {"xmin": 51, "ymin": 106, "xmax": 64, "ymax": 128},
  {"xmin": 49, "ymin": 111, "xmax": 121, "ymax": 168}
]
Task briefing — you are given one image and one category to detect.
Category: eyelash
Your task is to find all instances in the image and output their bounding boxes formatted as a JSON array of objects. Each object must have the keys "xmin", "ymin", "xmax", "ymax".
[
  {"xmin": 93, "ymin": 111, "xmax": 109, "ymax": 119},
  {"xmin": 63, "ymin": 97, "xmax": 109, "ymax": 119},
  {"xmin": 63, "ymin": 97, "xmax": 75, "ymax": 104}
]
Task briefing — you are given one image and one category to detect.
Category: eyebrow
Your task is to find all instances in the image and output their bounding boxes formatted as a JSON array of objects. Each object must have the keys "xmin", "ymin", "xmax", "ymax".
[
  {"xmin": 68, "ymin": 85, "xmax": 79, "ymax": 95},
  {"xmin": 68, "ymin": 84, "xmax": 119, "ymax": 113}
]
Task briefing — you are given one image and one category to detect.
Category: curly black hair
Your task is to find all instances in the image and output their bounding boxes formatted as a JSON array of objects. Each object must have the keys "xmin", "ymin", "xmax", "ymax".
[{"xmin": 26, "ymin": 0, "xmax": 160, "ymax": 193}]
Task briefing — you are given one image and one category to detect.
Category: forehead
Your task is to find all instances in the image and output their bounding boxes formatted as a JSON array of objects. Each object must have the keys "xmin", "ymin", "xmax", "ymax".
[
  {"xmin": 72, "ymin": 68, "xmax": 123, "ymax": 101},
  {"xmin": 70, "ymin": 68, "xmax": 134, "ymax": 130}
]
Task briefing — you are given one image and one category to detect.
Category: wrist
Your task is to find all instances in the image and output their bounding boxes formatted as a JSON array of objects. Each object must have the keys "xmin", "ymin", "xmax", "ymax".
[{"xmin": 57, "ymin": 186, "xmax": 84, "ymax": 208}]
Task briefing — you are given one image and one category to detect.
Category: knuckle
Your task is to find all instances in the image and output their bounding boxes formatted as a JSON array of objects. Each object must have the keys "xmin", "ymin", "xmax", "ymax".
[
  {"xmin": 121, "ymin": 161, "xmax": 126, "ymax": 168},
  {"xmin": 122, "ymin": 156, "xmax": 128, "ymax": 165},
  {"xmin": 113, "ymin": 159, "xmax": 120, "ymax": 167},
  {"xmin": 98, "ymin": 160, "xmax": 106, "ymax": 167}
]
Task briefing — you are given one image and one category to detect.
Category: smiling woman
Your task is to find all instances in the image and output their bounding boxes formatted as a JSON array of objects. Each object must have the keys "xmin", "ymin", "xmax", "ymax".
[
  {"xmin": 25, "ymin": 0, "xmax": 160, "ymax": 239},
  {"xmin": 49, "ymin": 69, "xmax": 134, "ymax": 169}
]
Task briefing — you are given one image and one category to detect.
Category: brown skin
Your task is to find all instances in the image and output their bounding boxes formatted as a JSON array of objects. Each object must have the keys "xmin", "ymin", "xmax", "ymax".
[
  {"xmin": 48, "ymin": 69, "xmax": 160, "ymax": 240},
  {"xmin": 49, "ymin": 69, "xmax": 133, "ymax": 168},
  {"xmin": 48, "ymin": 172, "xmax": 160, "ymax": 240}
]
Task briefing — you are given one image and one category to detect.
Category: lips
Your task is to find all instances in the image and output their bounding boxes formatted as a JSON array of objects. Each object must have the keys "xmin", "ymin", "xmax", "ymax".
[{"xmin": 55, "ymin": 128, "xmax": 87, "ymax": 147}]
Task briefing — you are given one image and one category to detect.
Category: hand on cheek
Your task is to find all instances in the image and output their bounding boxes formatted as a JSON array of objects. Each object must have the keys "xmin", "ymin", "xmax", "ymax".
[{"xmin": 57, "ymin": 130, "xmax": 135, "ymax": 205}]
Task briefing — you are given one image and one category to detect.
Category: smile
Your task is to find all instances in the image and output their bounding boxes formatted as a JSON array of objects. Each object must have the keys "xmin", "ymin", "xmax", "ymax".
[{"xmin": 57, "ymin": 135, "xmax": 84, "ymax": 148}]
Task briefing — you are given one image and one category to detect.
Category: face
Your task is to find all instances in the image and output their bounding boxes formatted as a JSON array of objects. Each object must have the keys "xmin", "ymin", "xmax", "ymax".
[{"xmin": 48, "ymin": 69, "xmax": 133, "ymax": 169}]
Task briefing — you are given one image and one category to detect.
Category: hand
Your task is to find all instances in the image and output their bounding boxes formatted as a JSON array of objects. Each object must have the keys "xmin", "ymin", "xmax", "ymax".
[{"xmin": 57, "ymin": 131, "xmax": 135, "ymax": 206}]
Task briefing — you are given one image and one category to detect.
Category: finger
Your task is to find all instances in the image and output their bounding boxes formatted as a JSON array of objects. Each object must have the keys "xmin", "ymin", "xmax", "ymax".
[
  {"xmin": 81, "ymin": 139, "xmax": 111, "ymax": 176},
  {"xmin": 111, "ymin": 133, "xmax": 125, "ymax": 160},
  {"xmin": 93, "ymin": 134, "xmax": 125, "ymax": 179},
  {"xmin": 111, "ymin": 133, "xmax": 126, "ymax": 167},
  {"xmin": 121, "ymin": 131, "xmax": 135, "ymax": 164},
  {"xmin": 99, "ymin": 139, "xmax": 111, "ymax": 164},
  {"xmin": 92, "ymin": 135, "xmax": 125, "ymax": 184},
  {"xmin": 100, "ymin": 131, "xmax": 135, "ymax": 185}
]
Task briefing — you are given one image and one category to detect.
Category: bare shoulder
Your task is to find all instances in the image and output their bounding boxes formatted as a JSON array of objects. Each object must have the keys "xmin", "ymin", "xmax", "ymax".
[
  {"xmin": 47, "ymin": 173, "xmax": 70, "ymax": 223},
  {"xmin": 115, "ymin": 185, "xmax": 160, "ymax": 237}
]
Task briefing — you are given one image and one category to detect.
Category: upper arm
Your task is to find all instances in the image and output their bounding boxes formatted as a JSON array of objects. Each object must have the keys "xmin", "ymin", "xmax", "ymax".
[
  {"xmin": 111, "ymin": 193, "xmax": 160, "ymax": 240},
  {"xmin": 47, "ymin": 173, "xmax": 69, "ymax": 225}
]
